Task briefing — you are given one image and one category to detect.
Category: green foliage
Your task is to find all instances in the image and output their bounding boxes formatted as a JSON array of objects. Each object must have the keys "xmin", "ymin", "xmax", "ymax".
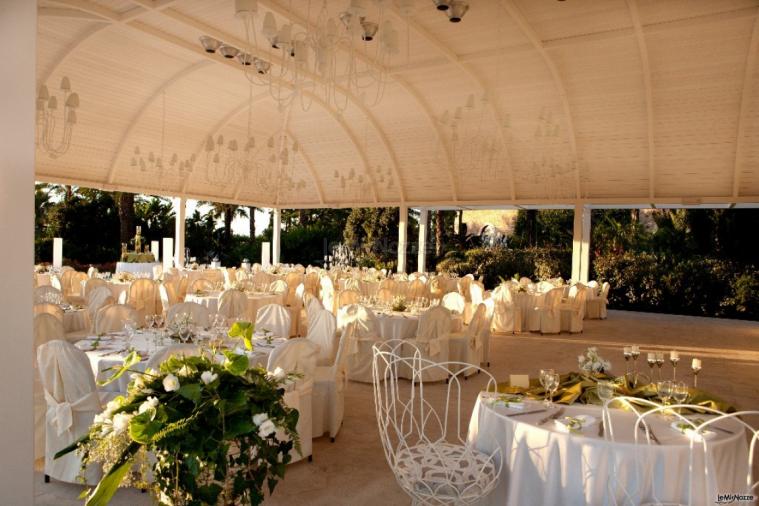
[{"xmin": 60, "ymin": 352, "xmax": 300, "ymax": 505}]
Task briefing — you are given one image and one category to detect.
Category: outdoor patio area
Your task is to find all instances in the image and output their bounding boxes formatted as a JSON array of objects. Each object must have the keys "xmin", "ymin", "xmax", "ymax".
[{"xmin": 35, "ymin": 310, "xmax": 759, "ymax": 506}]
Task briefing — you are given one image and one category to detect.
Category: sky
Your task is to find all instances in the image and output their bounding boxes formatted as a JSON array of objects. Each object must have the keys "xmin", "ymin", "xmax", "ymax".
[{"xmin": 183, "ymin": 200, "xmax": 271, "ymax": 237}]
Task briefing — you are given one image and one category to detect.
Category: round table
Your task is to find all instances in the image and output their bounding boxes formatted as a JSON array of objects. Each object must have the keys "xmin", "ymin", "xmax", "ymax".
[
  {"xmin": 181, "ymin": 269, "xmax": 224, "ymax": 285},
  {"xmin": 467, "ymin": 393, "xmax": 748, "ymax": 505},
  {"xmin": 115, "ymin": 262, "xmax": 161, "ymax": 278},
  {"xmin": 75, "ymin": 332, "xmax": 285, "ymax": 393},
  {"xmin": 184, "ymin": 291, "xmax": 284, "ymax": 321},
  {"xmin": 371, "ymin": 307, "xmax": 463, "ymax": 340},
  {"xmin": 62, "ymin": 308, "xmax": 88, "ymax": 333}
]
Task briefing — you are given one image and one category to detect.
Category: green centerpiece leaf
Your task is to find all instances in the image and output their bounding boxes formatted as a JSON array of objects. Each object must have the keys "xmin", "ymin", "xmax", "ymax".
[
  {"xmin": 97, "ymin": 350, "xmax": 141, "ymax": 386},
  {"xmin": 228, "ymin": 320, "xmax": 254, "ymax": 350},
  {"xmin": 223, "ymin": 351, "xmax": 249, "ymax": 376},
  {"xmin": 177, "ymin": 383, "xmax": 202, "ymax": 404}
]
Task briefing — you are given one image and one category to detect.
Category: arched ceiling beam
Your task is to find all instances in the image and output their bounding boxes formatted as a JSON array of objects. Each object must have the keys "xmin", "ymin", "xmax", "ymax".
[
  {"xmin": 38, "ymin": 22, "xmax": 109, "ymax": 86},
  {"xmin": 499, "ymin": 0, "xmax": 582, "ymax": 200},
  {"xmin": 626, "ymin": 0, "xmax": 656, "ymax": 199},
  {"xmin": 386, "ymin": 5, "xmax": 516, "ymax": 201},
  {"xmin": 106, "ymin": 60, "xmax": 212, "ymax": 184},
  {"xmin": 38, "ymin": 6, "xmax": 107, "ymax": 21},
  {"xmin": 283, "ymin": 129, "xmax": 326, "ymax": 206},
  {"xmin": 732, "ymin": 8, "xmax": 759, "ymax": 198},
  {"xmin": 273, "ymin": 101, "xmax": 293, "ymax": 206}
]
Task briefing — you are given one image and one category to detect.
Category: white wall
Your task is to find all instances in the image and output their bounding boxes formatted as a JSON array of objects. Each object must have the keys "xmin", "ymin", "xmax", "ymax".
[{"xmin": 0, "ymin": 0, "xmax": 35, "ymax": 502}]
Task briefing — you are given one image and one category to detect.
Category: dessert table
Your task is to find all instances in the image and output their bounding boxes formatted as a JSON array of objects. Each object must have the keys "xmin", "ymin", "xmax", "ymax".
[
  {"xmin": 75, "ymin": 331, "xmax": 286, "ymax": 393},
  {"xmin": 185, "ymin": 291, "xmax": 284, "ymax": 320},
  {"xmin": 467, "ymin": 393, "xmax": 749, "ymax": 506},
  {"xmin": 115, "ymin": 261, "xmax": 161, "ymax": 278}
]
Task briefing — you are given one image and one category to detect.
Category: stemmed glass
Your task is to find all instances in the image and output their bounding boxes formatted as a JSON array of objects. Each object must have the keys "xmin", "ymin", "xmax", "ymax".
[
  {"xmin": 691, "ymin": 358, "xmax": 702, "ymax": 388},
  {"xmin": 124, "ymin": 318, "xmax": 137, "ymax": 348},
  {"xmin": 647, "ymin": 353, "xmax": 656, "ymax": 382},
  {"xmin": 630, "ymin": 345, "xmax": 640, "ymax": 387},
  {"xmin": 656, "ymin": 380, "xmax": 673, "ymax": 406},
  {"xmin": 670, "ymin": 351, "xmax": 680, "ymax": 381},
  {"xmin": 546, "ymin": 373, "xmax": 560, "ymax": 407},
  {"xmin": 623, "ymin": 346, "xmax": 632, "ymax": 379},
  {"xmin": 539, "ymin": 369, "xmax": 555, "ymax": 407},
  {"xmin": 655, "ymin": 353, "xmax": 665, "ymax": 381},
  {"xmin": 672, "ymin": 381, "xmax": 689, "ymax": 406}
]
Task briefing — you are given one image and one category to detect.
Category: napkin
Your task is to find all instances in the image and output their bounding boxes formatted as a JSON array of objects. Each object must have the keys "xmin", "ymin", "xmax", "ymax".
[
  {"xmin": 482, "ymin": 393, "xmax": 526, "ymax": 410},
  {"xmin": 670, "ymin": 419, "xmax": 716, "ymax": 441},
  {"xmin": 554, "ymin": 414, "xmax": 596, "ymax": 433}
]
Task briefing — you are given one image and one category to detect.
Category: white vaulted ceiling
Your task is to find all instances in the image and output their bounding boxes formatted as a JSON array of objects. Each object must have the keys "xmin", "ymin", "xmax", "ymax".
[{"xmin": 35, "ymin": 0, "xmax": 759, "ymax": 208}]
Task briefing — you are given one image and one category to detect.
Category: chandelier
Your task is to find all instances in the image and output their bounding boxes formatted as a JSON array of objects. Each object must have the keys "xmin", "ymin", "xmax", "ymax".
[
  {"xmin": 36, "ymin": 76, "xmax": 79, "ymax": 158},
  {"xmin": 526, "ymin": 108, "xmax": 577, "ymax": 198}
]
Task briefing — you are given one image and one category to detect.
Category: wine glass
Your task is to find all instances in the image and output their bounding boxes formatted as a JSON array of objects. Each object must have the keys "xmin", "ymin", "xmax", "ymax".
[
  {"xmin": 630, "ymin": 345, "xmax": 640, "ymax": 387},
  {"xmin": 539, "ymin": 369, "xmax": 554, "ymax": 407},
  {"xmin": 672, "ymin": 381, "xmax": 689, "ymax": 405},
  {"xmin": 670, "ymin": 351, "xmax": 680, "ymax": 381},
  {"xmin": 597, "ymin": 381, "xmax": 615, "ymax": 405},
  {"xmin": 656, "ymin": 380, "xmax": 673, "ymax": 406},
  {"xmin": 691, "ymin": 358, "xmax": 702, "ymax": 388},
  {"xmin": 623, "ymin": 346, "xmax": 632, "ymax": 378},
  {"xmin": 655, "ymin": 353, "xmax": 665, "ymax": 381},
  {"xmin": 646, "ymin": 353, "xmax": 656, "ymax": 382},
  {"xmin": 547, "ymin": 373, "xmax": 560, "ymax": 407}
]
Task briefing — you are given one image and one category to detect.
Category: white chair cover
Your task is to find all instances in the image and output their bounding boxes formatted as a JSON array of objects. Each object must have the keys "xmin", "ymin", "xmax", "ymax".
[
  {"xmin": 339, "ymin": 304, "xmax": 382, "ymax": 383},
  {"xmin": 442, "ymin": 292, "xmax": 466, "ymax": 315},
  {"xmin": 586, "ymin": 281, "xmax": 610, "ymax": 319},
  {"xmin": 491, "ymin": 284, "xmax": 518, "ymax": 333},
  {"xmin": 269, "ymin": 279, "xmax": 288, "ymax": 295},
  {"xmin": 218, "ymin": 289, "xmax": 248, "ymax": 319},
  {"xmin": 306, "ymin": 308, "xmax": 338, "ymax": 367},
  {"xmin": 189, "ymin": 278, "xmax": 215, "ymax": 293},
  {"xmin": 448, "ymin": 304, "xmax": 490, "ymax": 374},
  {"xmin": 458, "ymin": 275, "xmax": 474, "ymax": 302},
  {"xmin": 266, "ymin": 338, "xmax": 319, "ymax": 462},
  {"xmin": 320, "ymin": 276, "xmax": 336, "ymax": 314},
  {"xmin": 145, "ymin": 343, "xmax": 201, "ymax": 372},
  {"xmin": 34, "ymin": 303, "xmax": 64, "ymax": 322},
  {"xmin": 470, "ymin": 281, "xmax": 485, "ymax": 306},
  {"xmin": 337, "ymin": 289, "xmax": 361, "ymax": 308},
  {"xmin": 86, "ymin": 287, "xmax": 115, "ymax": 330},
  {"xmin": 127, "ymin": 279, "xmax": 159, "ymax": 320},
  {"xmin": 35, "ymin": 313, "xmax": 65, "ymax": 347},
  {"xmin": 94, "ymin": 304, "xmax": 138, "ymax": 334},
  {"xmin": 406, "ymin": 279, "xmax": 428, "ymax": 300},
  {"xmin": 166, "ymin": 302, "xmax": 211, "ymax": 328},
  {"xmin": 255, "ymin": 303, "xmax": 292, "ymax": 339},
  {"xmin": 539, "ymin": 287, "xmax": 564, "ymax": 334},
  {"xmin": 312, "ymin": 329, "xmax": 349, "ymax": 441},
  {"xmin": 86, "ymin": 266, "xmax": 98, "ymax": 278},
  {"xmin": 159, "ymin": 282, "xmax": 180, "ymax": 311},
  {"xmin": 83, "ymin": 277, "xmax": 108, "ymax": 302},
  {"xmin": 37, "ymin": 340, "xmax": 103, "ymax": 484},
  {"xmin": 376, "ymin": 288, "xmax": 394, "ymax": 303},
  {"xmin": 34, "ymin": 313, "xmax": 66, "ymax": 460},
  {"xmin": 402, "ymin": 306, "xmax": 452, "ymax": 382},
  {"xmin": 560, "ymin": 285, "xmax": 588, "ymax": 333},
  {"xmin": 34, "ymin": 285, "xmax": 63, "ymax": 305}
]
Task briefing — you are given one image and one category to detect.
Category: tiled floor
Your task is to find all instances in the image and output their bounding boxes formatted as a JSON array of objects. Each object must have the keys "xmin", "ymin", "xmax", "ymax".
[{"xmin": 35, "ymin": 310, "xmax": 759, "ymax": 505}]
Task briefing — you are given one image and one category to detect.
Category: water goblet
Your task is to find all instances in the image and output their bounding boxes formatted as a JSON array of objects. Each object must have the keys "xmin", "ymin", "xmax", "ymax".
[
  {"xmin": 656, "ymin": 380, "xmax": 673, "ymax": 406},
  {"xmin": 547, "ymin": 373, "xmax": 560, "ymax": 407},
  {"xmin": 539, "ymin": 369, "xmax": 555, "ymax": 407},
  {"xmin": 672, "ymin": 381, "xmax": 689, "ymax": 405}
]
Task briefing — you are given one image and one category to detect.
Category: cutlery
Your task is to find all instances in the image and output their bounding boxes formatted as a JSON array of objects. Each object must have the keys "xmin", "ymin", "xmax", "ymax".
[
  {"xmin": 598, "ymin": 419, "xmax": 605, "ymax": 438},
  {"xmin": 506, "ymin": 408, "xmax": 547, "ymax": 418},
  {"xmin": 538, "ymin": 407, "xmax": 565, "ymax": 426},
  {"xmin": 638, "ymin": 423, "xmax": 661, "ymax": 445},
  {"xmin": 709, "ymin": 425, "xmax": 734, "ymax": 435}
]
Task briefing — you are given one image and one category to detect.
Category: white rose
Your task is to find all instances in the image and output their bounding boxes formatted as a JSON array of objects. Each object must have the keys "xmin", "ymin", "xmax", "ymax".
[
  {"xmin": 130, "ymin": 373, "xmax": 145, "ymax": 390},
  {"xmin": 200, "ymin": 370, "xmax": 218, "ymax": 385},
  {"xmin": 258, "ymin": 419, "xmax": 276, "ymax": 438},
  {"xmin": 138, "ymin": 396, "xmax": 159, "ymax": 414},
  {"xmin": 268, "ymin": 367, "xmax": 287, "ymax": 381},
  {"xmin": 163, "ymin": 373, "xmax": 180, "ymax": 392},
  {"xmin": 112, "ymin": 413, "xmax": 133, "ymax": 434},
  {"xmin": 252, "ymin": 413, "xmax": 269, "ymax": 426},
  {"xmin": 105, "ymin": 399, "xmax": 121, "ymax": 414}
]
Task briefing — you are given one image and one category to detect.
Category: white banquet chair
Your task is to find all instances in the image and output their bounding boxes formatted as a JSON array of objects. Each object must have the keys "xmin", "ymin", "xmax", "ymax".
[
  {"xmin": 126, "ymin": 278, "xmax": 159, "ymax": 321},
  {"xmin": 402, "ymin": 306, "xmax": 452, "ymax": 382},
  {"xmin": 188, "ymin": 278, "xmax": 215, "ymax": 293},
  {"xmin": 166, "ymin": 302, "xmax": 210, "ymax": 328},
  {"xmin": 217, "ymin": 289, "xmax": 248, "ymax": 320},
  {"xmin": 469, "ymin": 281, "xmax": 485, "ymax": 307},
  {"xmin": 34, "ymin": 303, "xmax": 64, "ymax": 322},
  {"xmin": 539, "ymin": 287, "xmax": 564, "ymax": 334},
  {"xmin": 372, "ymin": 344, "xmax": 502, "ymax": 505},
  {"xmin": 86, "ymin": 266, "xmax": 98, "ymax": 278},
  {"xmin": 80, "ymin": 286, "xmax": 115, "ymax": 336},
  {"xmin": 376, "ymin": 288, "xmax": 394, "ymax": 304},
  {"xmin": 339, "ymin": 304, "xmax": 382, "ymax": 383},
  {"xmin": 560, "ymin": 285, "xmax": 588, "ymax": 333},
  {"xmin": 312, "ymin": 328, "xmax": 349, "ymax": 442},
  {"xmin": 266, "ymin": 338, "xmax": 319, "ymax": 463},
  {"xmin": 35, "ymin": 313, "xmax": 65, "ymax": 346},
  {"xmin": 337, "ymin": 289, "xmax": 361, "ymax": 309},
  {"xmin": 442, "ymin": 291, "xmax": 467, "ymax": 318},
  {"xmin": 94, "ymin": 304, "xmax": 138, "ymax": 334},
  {"xmin": 34, "ymin": 313, "xmax": 65, "ymax": 460},
  {"xmin": 268, "ymin": 279, "xmax": 288, "ymax": 296},
  {"xmin": 490, "ymin": 284, "xmax": 518, "ymax": 333},
  {"xmin": 145, "ymin": 343, "xmax": 201, "ymax": 372},
  {"xmin": 407, "ymin": 279, "xmax": 428, "ymax": 300},
  {"xmin": 34, "ymin": 285, "xmax": 63, "ymax": 305},
  {"xmin": 458, "ymin": 274, "xmax": 474, "ymax": 302},
  {"xmin": 320, "ymin": 276, "xmax": 336, "ymax": 314},
  {"xmin": 158, "ymin": 281, "xmax": 181, "ymax": 311},
  {"xmin": 448, "ymin": 303, "xmax": 490, "ymax": 374},
  {"xmin": 83, "ymin": 277, "xmax": 107, "ymax": 302},
  {"xmin": 586, "ymin": 281, "xmax": 610, "ymax": 319},
  {"xmin": 255, "ymin": 303, "xmax": 291, "ymax": 339},
  {"xmin": 37, "ymin": 340, "xmax": 104, "ymax": 485},
  {"xmin": 306, "ymin": 308, "xmax": 338, "ymax": 366}
]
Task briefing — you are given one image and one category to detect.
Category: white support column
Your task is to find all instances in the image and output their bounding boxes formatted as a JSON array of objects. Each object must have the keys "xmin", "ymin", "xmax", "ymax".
[
  {"xmin": 398, "ymin": 206, "xmax": 408, "ymax": 274},
  {"xmin": 272, "ymin": 208, "xmax": 281, "ymax": 265},
  {"xmin": 0, "ymin": 0, "xmax": 35, "ymax": 500},
  {"xmin": 173, "ymin": 196, "xmax": 186, "ymax": 268},
  {"xmin": 571, "ymin": 204, "xmax": 592, "ymax": 283},
  {"xmin": 417, "ymin": 208, "xmax": 428, "ymax": 273}
]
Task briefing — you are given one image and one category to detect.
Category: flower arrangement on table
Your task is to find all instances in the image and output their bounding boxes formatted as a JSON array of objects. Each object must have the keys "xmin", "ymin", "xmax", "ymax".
[
  {"xmin": 120, "ymin": 252, "xmax": 156, "ymax": 263},
  {"xmin": 391, "ymin": 296, "xmax": 407, "ymax": 312},
  {"xmin": 578, "ymin": 347, "xmax": 612, "ymax": 375},
  {"xmin": 55, "ymin": 349, "xmax": 300, "ymax": 506},
  {"xmin": 113, "ymin": 272, "xmax": 134, "ymax": 283}
]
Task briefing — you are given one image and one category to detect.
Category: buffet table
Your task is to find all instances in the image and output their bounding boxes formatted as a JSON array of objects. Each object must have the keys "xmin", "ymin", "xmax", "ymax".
[{"xmin": 115, "ymin": 262, "xmax": 161, "ymax": 278}]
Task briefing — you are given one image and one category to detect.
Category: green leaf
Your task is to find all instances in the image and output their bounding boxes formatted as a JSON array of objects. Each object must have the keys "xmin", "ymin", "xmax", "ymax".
[
  {"xmin": 223, "ymin": 351, "xmax": 249, "ymax": 376},
  {"xmin": 97, "ymin": 350, "xmax": 141, "ymax": 386},
  {"xmin": 227, "ymin": 321, "xmax": 254, "ymax": 350},
  {"xmin": 177, "ymin": 383, "xmax": 202, "ymax": 404},
  {"xmin": 85, "ymin": 442, "xmax": 139, "ymax": 506},
  {"xmin": 54, "ymin": 432, "xmax": 90, "ymax": 459},
  {"xmin": 224, "ymin": 417, "xmax": 255, "ymax": 440},
  {"xmin": 197, "ymin": 484, "xmax": 223, "ymax": 503},
  {"xmin": 128, "ymin": 409, "xmax": 163, "ymax": 444}
]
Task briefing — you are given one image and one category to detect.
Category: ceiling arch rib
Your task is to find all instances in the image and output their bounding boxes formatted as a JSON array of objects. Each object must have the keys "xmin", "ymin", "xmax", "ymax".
[
  {"xmin": 387, "ymin": 5, "xmax": 516, "ymax": 201},
  {"xmin": 499, "ymin": 0, "xmax": 582, "ymax": 200},
  {"xmin": 128, "ymin": 0, "xmax": 396, "ymax": 203},
  {"xmin": 106, "ymin": 60, "xmax": 212, "ymax": 184},
  {"xmin": 273, "ymin": 101, "xmax": 293, "ymax": 206},
  {"xmin": 38, "ymin": 22, "xmax": 109, "ymax": 85},
  {"xmin": 732, "ymin": 8, "xmax": 759, "ymax": 198},
  {"xmin": 626, "ymin": 0, "xmax": 656, "ymax": 200}
]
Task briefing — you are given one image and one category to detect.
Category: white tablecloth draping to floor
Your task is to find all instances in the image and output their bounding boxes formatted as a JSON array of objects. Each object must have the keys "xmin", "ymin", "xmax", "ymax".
[
  {"xmin": 181, "ymin": 269, "xmax": 224, "ymax": 285},
  {"xmin": 75, "ymin": 332, "xmax": 283, "ymax": 393},
  {"xmin": 185, "ymin": 291, "xmax": 284, "ymax": 321},
  {"xmin": 115, "ymin": 262, "xmax": 161, "ymax": 278},
  {"xmin": 371, "ymin": 307, "xmax": 463, "ymax": 340},
  {"xmin": 467, "ymin": 394, "xmax": 749, "ymax": 506}
]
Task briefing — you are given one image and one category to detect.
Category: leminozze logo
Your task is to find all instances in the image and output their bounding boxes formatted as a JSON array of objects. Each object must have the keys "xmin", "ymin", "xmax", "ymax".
[{"xmin": 715, "ymin": 493, "xmax": 756, "ymax": 504}]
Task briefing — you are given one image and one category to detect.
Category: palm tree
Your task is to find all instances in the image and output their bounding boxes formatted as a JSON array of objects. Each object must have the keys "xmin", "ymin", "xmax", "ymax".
[
  {"xmin": 248, "ymin": 206, "xmax": 257, "ymax": 238},
  {"xmin": 200, "ymin": 202, "xmax": 248, "ymax": 246},
  {"xmin": 115, "ymin": 192, "xmax": 135, "ymax": 246}
]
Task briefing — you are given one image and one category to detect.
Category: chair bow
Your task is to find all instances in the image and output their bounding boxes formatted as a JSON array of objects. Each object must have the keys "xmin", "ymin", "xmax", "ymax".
[{"xmin": 44, "ymin": 391, "xmax": 101, "ymax": 436}]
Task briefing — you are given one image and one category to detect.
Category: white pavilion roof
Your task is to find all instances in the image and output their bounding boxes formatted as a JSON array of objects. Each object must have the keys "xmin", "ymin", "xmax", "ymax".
[{"xmin": 36, "ymin": 0, "xmax": 759, "ymax": 208}]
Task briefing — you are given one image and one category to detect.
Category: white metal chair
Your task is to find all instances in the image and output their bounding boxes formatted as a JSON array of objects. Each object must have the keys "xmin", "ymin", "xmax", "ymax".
[{"xmin": 372, "ymin": 343, "xmax": 502, "ymax": 505}]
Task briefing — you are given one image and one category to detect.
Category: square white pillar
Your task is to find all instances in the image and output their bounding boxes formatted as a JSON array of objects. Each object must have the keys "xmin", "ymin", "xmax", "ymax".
[
  {"xmin": 272, "ymin": 209, "xmax": 281, "ymax": 265},
  {"xmin": 0, "ymin": 0, "xmax": 35, "ymax": 500},
  {"xmin": 417, "ymin": 208, "xmax": 428, "ymax": 273},
  {"xmin": 398, "ymin": 206, "xmax": 408, "ymax": 274},
  {"xmin": 162, "ymin": 237, "xmax": 174, "ymax": 273},
  {"xmin": 571, "ymin": 204, "xmax": 591, "ymax": 283},
  {"xmin": 151, "ymin": 240, "xmax": 159, "ymax": 261},
  {"xmin": 173, "ymin": 196, "xmax": 186, "ymax": 268},
  {"xmin": 52, "ymin": 237, "xmax": 63, "ymax": 268},
  {"xmin": 262, "ymin": 241, "xmax": 271, "ymax": 268}
]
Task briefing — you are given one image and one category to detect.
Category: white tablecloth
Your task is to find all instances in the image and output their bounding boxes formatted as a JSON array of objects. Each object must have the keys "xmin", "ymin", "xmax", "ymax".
[
  {"xmin": 467, "ymin": 394, "xmax": 749, "ymax": 505},
  {"xmin": 115, "ymin": 262, "xmax": 161, "ymax": 278},
  {"xmin": 182, "ymin": 269, "xmax": 224, "ymax": 285},
  {"xmin": 185, "ymin": 291, "xmax": 284, "ymax": 321},
  {"xmin": 371, "ymin": 307, "xmax": 463, "ymax": 340},
  {"xmin": 75, "ymin": 332, "xmax": 283, "ymax": 393}
]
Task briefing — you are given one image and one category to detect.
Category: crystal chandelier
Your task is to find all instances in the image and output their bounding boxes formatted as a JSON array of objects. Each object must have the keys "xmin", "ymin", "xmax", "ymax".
[
  {"xmin": 36, "ymin": 76, "xmax": 79, "ymax": 158},
  {"xmin": 526, "ymin": 108, "xmax": 576, "ymax": 198}
]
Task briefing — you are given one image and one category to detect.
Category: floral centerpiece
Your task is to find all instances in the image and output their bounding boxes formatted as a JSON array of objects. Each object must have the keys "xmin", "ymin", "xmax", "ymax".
[
  {"xmin": 391, "ymin": 296, "xmax": 407, "ymax": 312},
  {"xmin": 114, "ymin": 272, "xmax": 134, "ymax": 283},
  {"xmin": 228, "ymin": 320, "xmax": 255, "ymax": 350},
  {"xmin": 56, "ymin": 350, "xmax": 299, "ymax": 506},
  {"xmin": 578, "ymin": 347, "xmax": 611, "ymax": 375}
]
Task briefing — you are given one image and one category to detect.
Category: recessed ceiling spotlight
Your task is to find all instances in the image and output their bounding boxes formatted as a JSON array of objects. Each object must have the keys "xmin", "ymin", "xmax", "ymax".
[
  {"xmin": 447, "ymin": 1, "xmax": 469, "ymax": 22},
  {"xmin": 199, "ymin": 35, "xmax": 222, "ymax": 53},
  {"xmin": 218, "ymin": 44, "xmax": 240, "ymax": 59},
  {"xmin": 433, "ymin": 0, "xmax": 450, "ymax": 11}
]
